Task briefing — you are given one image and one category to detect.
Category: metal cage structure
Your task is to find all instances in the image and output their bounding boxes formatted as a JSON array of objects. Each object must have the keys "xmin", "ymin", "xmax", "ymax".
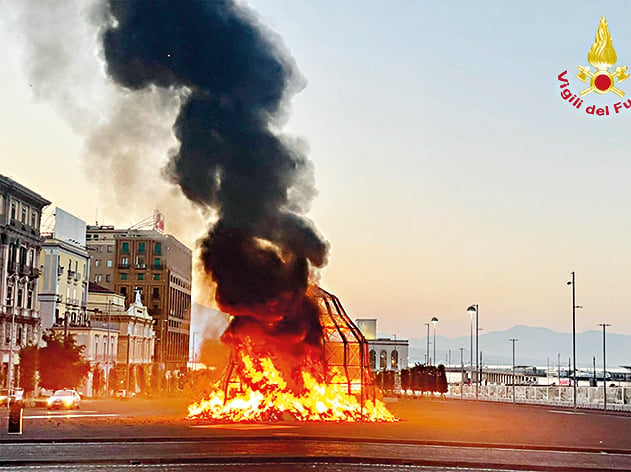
[
  {"xmin": 220, "ymin": 286, "xmax": 378, "ymax": 409},
  {"xmin": 311, "ymin": 286, "xmax": 377, "ymax": 406}
]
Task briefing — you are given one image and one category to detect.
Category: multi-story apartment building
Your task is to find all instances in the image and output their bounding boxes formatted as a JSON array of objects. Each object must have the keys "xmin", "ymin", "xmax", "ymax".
[
  {"xmin": 0, "ymin": 174, "xmax": 50, "ymax": 388},
  {"xmin": 39, "ymin": 208, "xmax": 90, "ymax": 332},
  {"xmin": 86, "ymin": 226, "xmax": 191, "ymax": 375}
]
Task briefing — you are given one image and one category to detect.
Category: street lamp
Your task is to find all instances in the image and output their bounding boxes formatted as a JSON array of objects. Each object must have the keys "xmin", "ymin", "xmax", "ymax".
[
  {"xmin": 459, "ymin": 347, "xmax": 465, "ymax": 400},
  {"xmin": 424, "ymin": 322, "xmax": 430, "ymax": 365},
  {"xmin": 510, "ymin": 338, "xmax": 518, "ymax": 404},
  {"xmin": 431, "ymin": 317, "xmax": 438, "ymax": 366},
  {"xmin": 566, "ymin": 272, "xmax": 583, "ymax": 409},
  {"xmin": 467, "ymin": 304, "xmax": 479, "ymax": 400},
  {"xmin": 599, "ymin": 323, "xmax": 611, "ymax": 410}
]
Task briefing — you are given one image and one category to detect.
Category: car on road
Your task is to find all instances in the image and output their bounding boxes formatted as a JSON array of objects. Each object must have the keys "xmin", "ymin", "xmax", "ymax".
[{"xmin": 47, "ymin": 389, "xmax": 81, "ymax": 410}]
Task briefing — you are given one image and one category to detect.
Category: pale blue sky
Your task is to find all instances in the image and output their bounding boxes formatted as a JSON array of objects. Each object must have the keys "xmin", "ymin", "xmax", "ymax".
[{"xmin": 2, "ymin": 1, "xmax": 631, "ymax": 340}]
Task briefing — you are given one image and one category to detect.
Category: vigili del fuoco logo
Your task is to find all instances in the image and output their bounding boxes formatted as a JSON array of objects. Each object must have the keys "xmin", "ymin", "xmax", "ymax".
[{"xmin": 558, "ymin": 17, "xmax": 630, "ymax": 116}]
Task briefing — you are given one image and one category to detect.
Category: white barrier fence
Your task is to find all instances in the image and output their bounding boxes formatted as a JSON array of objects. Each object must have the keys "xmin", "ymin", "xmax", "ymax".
[{"xmin": 447, "ymin": 384, "xmax": 631, "ymax": 411}]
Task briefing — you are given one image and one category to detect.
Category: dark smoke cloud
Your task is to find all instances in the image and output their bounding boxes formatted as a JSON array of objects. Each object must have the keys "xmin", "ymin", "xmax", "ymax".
[{"xmin": 102, "ymin": 0, "xmax": 328, "ymax": 349}]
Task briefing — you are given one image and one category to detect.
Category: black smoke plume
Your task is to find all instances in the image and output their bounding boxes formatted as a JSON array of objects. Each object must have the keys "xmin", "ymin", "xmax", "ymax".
[{"xmin": 102, "ymin": 1, "xmax": 328, "ymax": 352}]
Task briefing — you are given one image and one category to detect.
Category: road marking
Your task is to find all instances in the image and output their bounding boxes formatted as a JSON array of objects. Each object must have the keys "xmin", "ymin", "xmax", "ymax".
[
  {"xmin": 24, "ymin": 413, "xmax": 121, "ymax": 419},
  {"xmin": 548, "ymin": 410, "xmax": 586, "ymax": 415}
]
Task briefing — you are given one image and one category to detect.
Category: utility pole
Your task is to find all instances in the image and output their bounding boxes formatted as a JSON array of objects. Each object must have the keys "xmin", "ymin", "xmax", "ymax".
[
  {"xmin": 510, "ymin": 339, "xmax": 518, "ymax": 404},
  {"xmin": 599, "ymin": 323, "xmax": 611, "ymax": 410}
]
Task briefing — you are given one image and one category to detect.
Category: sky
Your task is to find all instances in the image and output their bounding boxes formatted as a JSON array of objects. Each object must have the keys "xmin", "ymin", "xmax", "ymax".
[{"xmin": 2, "ymin": 1, "xmax": 631, "ymax": 341}]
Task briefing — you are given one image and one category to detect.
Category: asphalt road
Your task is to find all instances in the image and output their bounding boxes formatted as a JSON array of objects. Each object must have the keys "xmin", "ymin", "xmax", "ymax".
[{"xmin": 1, "ymin": 397, "xmax": 630, "ymax": 471}]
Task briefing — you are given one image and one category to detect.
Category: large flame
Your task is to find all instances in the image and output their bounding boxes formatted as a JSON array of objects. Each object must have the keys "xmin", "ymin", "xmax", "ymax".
[
  {"xmin": 187, "ymin": 339, "xmax": 396, "ymax": 422},
  {"xmin": 588, "ymin": 17, "xmax": 617, "ymax": 70}
]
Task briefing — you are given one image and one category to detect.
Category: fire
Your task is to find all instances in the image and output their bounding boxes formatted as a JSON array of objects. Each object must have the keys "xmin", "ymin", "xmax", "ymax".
[{"xmin": 187, "ymin": 340, "xmax": 397, "ymax": 422}]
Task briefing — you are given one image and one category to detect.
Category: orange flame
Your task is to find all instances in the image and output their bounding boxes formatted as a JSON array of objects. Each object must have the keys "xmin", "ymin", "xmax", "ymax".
[
  {"xmin": 588, "ymin": 17, "xmax": 617, "ymax": 70},
  {"xmin": 187, "ymin": 340, "xmax": 396, "ymax": 423}
]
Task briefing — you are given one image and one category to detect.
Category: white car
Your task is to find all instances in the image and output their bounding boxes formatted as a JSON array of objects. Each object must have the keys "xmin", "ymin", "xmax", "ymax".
[{"xmin": 47, "ymin": 389, "xmax": 81, "ymax": 410}]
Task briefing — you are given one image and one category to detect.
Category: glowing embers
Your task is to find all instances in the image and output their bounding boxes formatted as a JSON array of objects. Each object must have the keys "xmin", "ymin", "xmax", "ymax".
[{"xmin": 187, "ymin": 340, "xmax": 396, "ymax": 422}]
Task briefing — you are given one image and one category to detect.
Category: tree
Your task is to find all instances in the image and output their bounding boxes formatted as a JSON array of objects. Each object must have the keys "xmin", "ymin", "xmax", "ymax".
[
  {"xmin": 39, "ymin": 331, "xmax": 90, "ymax": 391},
  {"xmin": 18, "ymin": 344, "xmax": 39, "ymax": 394}
]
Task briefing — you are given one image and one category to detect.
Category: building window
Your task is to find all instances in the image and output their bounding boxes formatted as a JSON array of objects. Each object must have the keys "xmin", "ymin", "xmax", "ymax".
[
  {"xmin": 153, "ymin": 258, "xmax": 161, "ymax": 270},
  {"xmin": 122, "ymin": 242, "xmax": 129, "ymax": 254},
  {"xmin": 106, "ymin": 260, "xmax": 112, "ymax": 268},
  {"xmin": 120, "ymin": 256, "xmax": 129, "ymax": 268},
  {"xmin": 136, "ymin": 256, "xmax": 145, "ymax": 269},
  {"xmin": 369, "ymin": 350, "xmax": 376, "ymax": 369},
  {"xmin": 137, "ymin": 273, "xmax": 145, "ymax": 281},
  {"xmin": 120, "ymin": 286, "xmax": 127, "ymax": 298},
  {"xmin": 30, "ymin": 210, "xmax": 37, "ymax": 228},
  {"xmin": 379, "ymin": 350, "xmax": 387, "ymax": 370},
  {"xmin": 95, "ymin": 274, "xmax": 102, "ymax": 283},
  {"xmin": 121, "ymin": 273, "xmax": 128, "ymax": 281},
  {"xmin": 152, "ymin": 287, "xmax": 160, "ymax": 299},
  {"xmin": 6, "ymin": 286, "xmax": 13, "ymax": 306},
  {"xmin": 95, "ymin": 259, "xmax": 101, "ymax": 267},
  {"xmin": 21, "ymin": 206, "xmax": 27, "ymax": 223},
  {"xmin": 138, "ymin": 242, "xmax": 145, "ymax": 254},
  {"xmin": 154, "ymin": 242, "xmax": 161, "ymax": 255},
  {"xmin": 391, "ymin": 350, "xmax": 399, "ymax": 370},
  {"xmin": 107, "ymin": 245, "xmax": 113, "ymax": 253},
  {"xmin": 11, "ymin": 201, "xmax": 16, "ymax": 220},
  {"xmin": 106, "ymin": 274, "xmax": 112, "ymax": 283},
  {"xmin": 152, "ymin": 273, "xmax": 160, "ymax": 281}
]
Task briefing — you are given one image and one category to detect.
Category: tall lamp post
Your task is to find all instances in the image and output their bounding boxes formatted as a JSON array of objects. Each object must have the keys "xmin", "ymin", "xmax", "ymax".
[
  {"xmin": 566, "ymin": 272, "xmax": 582, "ymax": 409},
  {"xmin": 510, "ymin": 338, "xmax": 518, "ymax": 404},
  {"xmin": 599, "ymin": 323, "xmax": 611, "ymax": 410},
  {"xmin": 467, "ymin": 305, "xmax": 479, "ymax": 399},
  {"xmin": 431, "ymin": 317, "xmax": 438, "ymax": 367},
  {"xmin": 459, "ymin": 347, "xmax": 465, "ymax": 400},
  {"xmin": 425, "ymin": 322, "xmax": 430, "ymax": 365}
]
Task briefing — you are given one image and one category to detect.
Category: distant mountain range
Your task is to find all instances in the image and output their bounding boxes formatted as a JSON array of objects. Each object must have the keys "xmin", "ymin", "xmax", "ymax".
[{"xmin": 401, "ymin": 325, "xmax": 631, "ymax": 369}]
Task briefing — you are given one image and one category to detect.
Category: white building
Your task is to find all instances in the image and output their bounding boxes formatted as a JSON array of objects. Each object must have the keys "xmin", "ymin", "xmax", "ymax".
[
  {"xmin": 88, "ymin": 284, "xmax": 155, "ymax": 394},
  {"xmin": 356, "ymin": 318, "xmax": 409, "ymax": 371},
  {"xmin": 39, "ymin": 208, "xmax": 90, "ymax": 333}
]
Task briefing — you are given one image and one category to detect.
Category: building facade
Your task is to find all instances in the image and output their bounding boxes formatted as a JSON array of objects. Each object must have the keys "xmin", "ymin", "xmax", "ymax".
[
  {"xmin": 0, "ymin": 174, "xmax": 50, "ymax": 388},
  {"xmin": 86, "ymin": 226, "xmax": 191, "ymax": 376},
  {"xmin": 88, "ymin": 283, "xmax": 154, "ymax": 395},
  {"xmin": 39, "ymin": 208, "xmax": 90, "ymax": 333},
  {"xmin": 356, "ymin": 318, "xmax": 409, "ymax": 371}
]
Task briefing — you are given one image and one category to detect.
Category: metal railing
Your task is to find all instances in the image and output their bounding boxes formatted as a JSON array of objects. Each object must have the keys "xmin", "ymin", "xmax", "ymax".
[{"xmin": 447, "ymin": 384, "xmax": 631, "ymax": 411}]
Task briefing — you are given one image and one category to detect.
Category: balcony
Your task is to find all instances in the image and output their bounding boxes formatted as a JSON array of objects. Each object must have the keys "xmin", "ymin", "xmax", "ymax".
[
  {"xmin": 135, "ymin": 264, "xmax": 147, "ymax": 270},
  {"xmin": 118, "ymin": 264, "xmax": 130, "ymax": 269}
]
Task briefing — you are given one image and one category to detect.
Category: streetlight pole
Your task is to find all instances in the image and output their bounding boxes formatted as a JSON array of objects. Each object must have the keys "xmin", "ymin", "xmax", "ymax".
[
  {"xmin": 510, "ymin": 338, "xmax": 518, "ymax": 404},
  {"xmin": 467, "ymin": 305, "xmax": 479, "ymax": 400},
  {"xmin": 105, "ymin": 301, "xmax": 111, "ymax": 398},
  {"xmin": 566, "ymin": 272, "xmax": 582, "ymax": 409},
  {"xmin": 459, "ymin": 347, "xmax": 464, "ymax": 400},
  {"xmin": 425, "ymin": 322, "xmax": 430, "ymax": 365},
  {"xmin": 431, "ymin": 317, "xmax": 438, "ymax": 367},
  {"xmin": 7, "ymin": 274, "xmax": 18, "ymax": 390},
  {"xmin": 599, "ymin": 323, "xmax": 611, "ymax": 410}
]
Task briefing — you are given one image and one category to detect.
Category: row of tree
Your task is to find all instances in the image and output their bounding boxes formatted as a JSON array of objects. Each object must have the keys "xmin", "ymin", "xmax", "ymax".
[{"xmin": 17, "ymin": 331, "xmax": 91, "ymax": 394}]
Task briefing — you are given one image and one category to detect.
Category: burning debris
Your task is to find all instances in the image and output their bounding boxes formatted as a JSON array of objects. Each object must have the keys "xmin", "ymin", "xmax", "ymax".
[{"xmin": 101, "ymin": 0, "xmax": 394, "ymax": 422}]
